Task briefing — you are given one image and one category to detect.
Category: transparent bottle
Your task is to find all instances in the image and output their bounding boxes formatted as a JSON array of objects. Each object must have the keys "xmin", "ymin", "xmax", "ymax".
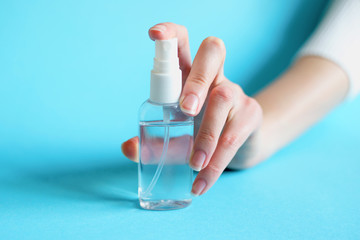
[
  {"xmin": 138, "ymin": 38, "xmax": 194, "ymax": 210},
  {"xmin": 139, "ymin": 100, "xmax": 193, "ymax": 210}
]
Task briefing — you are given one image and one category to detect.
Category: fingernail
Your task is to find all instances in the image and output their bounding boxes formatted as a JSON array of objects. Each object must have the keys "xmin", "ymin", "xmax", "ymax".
[
  {"xmin": 180, "ymin": 94, "xmax": 198, "ymax": 115},
  {"xmin": 190, "ymin": 150, "xmax": 206, "ymax": 171},
  {"xmin": 191, "ymin": 179, "xmax": 206, "ymax": 197},
  {"xmin": 151, "ymin": 24, "xmax": 166, "ymax": 33}
]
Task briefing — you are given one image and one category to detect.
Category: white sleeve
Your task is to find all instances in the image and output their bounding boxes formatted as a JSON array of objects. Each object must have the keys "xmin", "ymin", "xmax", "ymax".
[{"xmin": 297, "ymin": 0, "xmax": 360, "ymax": 99}]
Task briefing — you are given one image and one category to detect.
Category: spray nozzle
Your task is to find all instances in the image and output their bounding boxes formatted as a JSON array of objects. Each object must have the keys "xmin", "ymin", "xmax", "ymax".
[
  {"xmin": 155, "ymin": 38, "xmax": 178, "ymax": 61},
  {"xmin": 150, "ymin": 38, "xmax": 182, "ymax": 104}
]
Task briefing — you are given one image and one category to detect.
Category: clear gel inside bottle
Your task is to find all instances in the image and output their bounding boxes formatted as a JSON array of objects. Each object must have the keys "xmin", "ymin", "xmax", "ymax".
[{"xmin": 139, "ymin": 100, "xmax": 193, "ymax": 210}]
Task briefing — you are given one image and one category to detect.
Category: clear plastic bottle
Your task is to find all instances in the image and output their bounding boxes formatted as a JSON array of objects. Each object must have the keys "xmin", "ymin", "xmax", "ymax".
[
  {"xmin": 139, "ymin": 100, "xmax": 193, "ymax": 210},
  {"xmin": 138, "ymin": 38, "xmax": 194, "ymax": 210}
]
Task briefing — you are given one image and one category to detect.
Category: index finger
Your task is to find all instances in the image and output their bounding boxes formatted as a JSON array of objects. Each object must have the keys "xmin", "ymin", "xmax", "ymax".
[{"xmin": 149, "ymin": 22, "xmax": 191, "ymax": 83}]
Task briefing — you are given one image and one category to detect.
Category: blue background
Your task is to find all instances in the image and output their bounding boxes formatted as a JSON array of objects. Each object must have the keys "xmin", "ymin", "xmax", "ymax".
[{"xmin": 1, "ymin": 0, "xmax": 359, "ymax": 239}]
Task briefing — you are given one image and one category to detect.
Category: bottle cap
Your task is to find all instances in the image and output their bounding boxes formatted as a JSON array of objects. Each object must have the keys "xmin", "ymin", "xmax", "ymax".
[{"xmin": 150, "ymin": 38, "xmax": 182, "ymax": 104}]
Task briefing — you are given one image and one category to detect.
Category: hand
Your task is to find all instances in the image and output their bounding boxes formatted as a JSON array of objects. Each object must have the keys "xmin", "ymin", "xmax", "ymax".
[{"xmin": 122, "ymin": 22, "xmax": 263, "ymax": 196}]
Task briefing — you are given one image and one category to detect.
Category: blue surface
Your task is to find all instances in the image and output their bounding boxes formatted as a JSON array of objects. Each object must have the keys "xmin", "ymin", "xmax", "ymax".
[{"xmin": 1, "ymin": 0, "xmax": 359, "ymax": 239}]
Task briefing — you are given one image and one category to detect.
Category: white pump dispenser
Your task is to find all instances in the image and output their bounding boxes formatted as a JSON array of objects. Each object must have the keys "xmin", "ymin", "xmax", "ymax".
[{"xmin": 150, "ymin": 38, "xmax": 182, "ymax": 104}]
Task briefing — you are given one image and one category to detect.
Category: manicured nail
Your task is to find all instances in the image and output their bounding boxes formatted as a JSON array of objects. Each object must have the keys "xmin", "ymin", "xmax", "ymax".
[
  {"xmin": 151, "ymin": 24, "xmax": 166, "ymax": 33},
  {"xmin": 191, "ymin": 179, "xmax": 206, "ymax": 197},
  {"xmin": 180, "ymin": 94, "xmax": 198, "ymax": 115},
  {"xmin": 190, "ymin": 150, "xmax": 206, "ymax": 171}
]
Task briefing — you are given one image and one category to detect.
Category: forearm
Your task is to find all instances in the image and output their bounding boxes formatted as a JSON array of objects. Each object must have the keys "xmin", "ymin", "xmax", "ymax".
[{"xmin": 229, "ymin": 56, "xmax": 349, "ymax": 169}]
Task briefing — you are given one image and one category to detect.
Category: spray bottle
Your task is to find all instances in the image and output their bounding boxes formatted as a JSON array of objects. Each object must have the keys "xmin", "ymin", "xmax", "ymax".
[{"xmin": 138, "ymin": 38, "xmax": 194, "ymax": 210}]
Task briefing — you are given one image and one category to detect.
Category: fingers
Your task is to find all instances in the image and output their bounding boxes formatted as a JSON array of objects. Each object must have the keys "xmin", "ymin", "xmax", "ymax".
[
  {"xmin": 142, "ymin": 135, "xmax": 193, "ymax": 165},
  {"xmin": 191, "ymin": 93, "xmax": 263, "ymax": 196},
  {"xmin": 121, "ymin": 137, "xmax": 139, "ymax": 163},
  {"xmin": 149, "ymin": 22, "xmax": 191, "ymax": 82},
  {"xmin": 121, "ymin": 135, "xmax": 193, "ymax": 165},
  {"xmin": 149, "ymin": 24, "xmax": 227, "ymax": 116},
  {"xmin": 180, "ymin": 36, "xmax": 226, "ymax": 116},
  {"xmin": 145, "ymin": 25, "xmax": 263, "ymax": 197},
  {"xmin": 189, "ymin": 83, "xmax": 233, "ymax": 171}
]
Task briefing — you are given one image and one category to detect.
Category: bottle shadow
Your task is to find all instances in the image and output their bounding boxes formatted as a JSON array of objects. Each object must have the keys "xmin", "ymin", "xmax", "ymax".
[
  {"xmin": 5, "ymin": 160, "xmax": 139, "ymax": 209},
  {"xmin": 3, "ymin": 160, "xmax": 245, "ymax": 210}
]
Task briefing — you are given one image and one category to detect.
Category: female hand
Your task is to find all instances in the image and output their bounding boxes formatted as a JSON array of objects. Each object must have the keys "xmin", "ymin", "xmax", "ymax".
[{"xmin": 122, "ymin": 22, "xmax": 263, "ymax": 196}]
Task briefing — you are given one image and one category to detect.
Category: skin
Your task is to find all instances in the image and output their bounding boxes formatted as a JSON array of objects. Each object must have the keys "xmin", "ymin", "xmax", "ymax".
[{"xmin": 122, "ymin": 22, "xmax": 349, "ymax": 196}]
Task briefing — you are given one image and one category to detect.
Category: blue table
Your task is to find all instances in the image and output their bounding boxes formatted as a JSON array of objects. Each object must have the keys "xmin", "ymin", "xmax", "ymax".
[
  {"xmin": 1, "ymin": 0, "xmax": 359, "ymax": 239},
  {"xmin": 2, "ymin": 98, "xmax": 360, "ymax": 239}
]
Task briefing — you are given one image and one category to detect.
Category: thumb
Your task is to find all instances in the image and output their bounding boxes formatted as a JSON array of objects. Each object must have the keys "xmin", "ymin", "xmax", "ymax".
[{"xmin": 121, "ymin": 137, "xmax": 139, "ymax": 163}]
